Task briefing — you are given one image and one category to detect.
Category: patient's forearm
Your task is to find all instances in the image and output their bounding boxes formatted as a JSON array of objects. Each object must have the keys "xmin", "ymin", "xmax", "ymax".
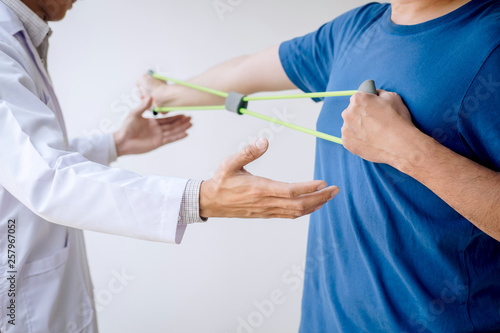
[
  {"xmin": 153, "ymin": 45, "xmax": 296, "ymax": 107},
  {"xmin": 398, "ymin": 132, "xmax": 500, "ymax": 241}
]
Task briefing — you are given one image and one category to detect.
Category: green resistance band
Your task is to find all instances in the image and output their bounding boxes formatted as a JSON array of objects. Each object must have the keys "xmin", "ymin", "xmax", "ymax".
[{"xmin": 148, "ymin": 71, "xmax": 378, "ymax": 145}]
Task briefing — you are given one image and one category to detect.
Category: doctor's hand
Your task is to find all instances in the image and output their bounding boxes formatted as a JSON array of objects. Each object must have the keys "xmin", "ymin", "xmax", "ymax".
[
  {"xmin": 113, "ymin": 97, "xmax": 192, "ymax": 157},
  {"xmin": 341, "ymin": 90, "xmax": 419, "ymax": 167},
  {"xmin": 199, "ymin": 138, "xmax": 339, "ymax": 219}
]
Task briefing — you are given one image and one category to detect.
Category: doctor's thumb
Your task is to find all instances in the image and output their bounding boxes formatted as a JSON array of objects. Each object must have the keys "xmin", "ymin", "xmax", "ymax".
[{"xmin": 227, "ymin": 138, "xmax": 269, "ymax": 172}]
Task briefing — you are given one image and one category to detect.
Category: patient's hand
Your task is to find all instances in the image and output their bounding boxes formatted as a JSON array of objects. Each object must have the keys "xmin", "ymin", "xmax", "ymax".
[{"xmin": 137, "ymin": 74, "xmax": 170, "ymax": 106}]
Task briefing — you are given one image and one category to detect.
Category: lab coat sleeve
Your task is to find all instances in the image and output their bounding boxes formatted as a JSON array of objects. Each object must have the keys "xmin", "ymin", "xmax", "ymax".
[
  {"xmin": 69, "ymin": 132, "xmax": 117, "ymax": 166},
  {"xmin": 0, "ymin": 41, "xmax": 188, "ymax": 244}
]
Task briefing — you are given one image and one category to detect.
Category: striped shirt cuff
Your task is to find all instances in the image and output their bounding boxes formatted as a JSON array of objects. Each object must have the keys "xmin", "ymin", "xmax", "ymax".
[{"xmin": 178, "ymin": 179, "xmax": 207, "ymax": 224}]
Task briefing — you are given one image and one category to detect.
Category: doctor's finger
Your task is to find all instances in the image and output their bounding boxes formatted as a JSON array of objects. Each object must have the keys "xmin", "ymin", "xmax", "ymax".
[
  {"xmin": 265, "ymin": 179, "xmax": 328, "ymax": 198},
  {"xmin": 255, "ymin": 196, "xmax": 330, "ymax": 219},
  {"xmin": 159, "ymin": 117, "xmax": 192, "ymax": 130},
  {"xmin": 156, "ymin": 115, "xmax": 190, "ymax": 125},
  {"xmin": 242, "ymin": 204, "xmax": 322, "ymax": 219},
  {"xmin": 162, "ymin": 132, "xmax": 188, "ymax": 145},
  {"xmin": 265, "ymin": 186, "xmax": 338, "ymax": 210},
  {"xmin": 264, "ymin": 202, "xmax": 326, "ymax": 219},
  {"xmin": 162, "ymin": 129, "xmax": 190, "ymax": 144},
  {"xmin": 161, "ymin": 120, "xmax": 193, "ymax": 135},
  {"xmin": 161, "ymin": 120, "xmax": 192, "ymax": 134},
  {"xmin": 266, "ymin": 206, "xmax": 324, "ymax": 219}
]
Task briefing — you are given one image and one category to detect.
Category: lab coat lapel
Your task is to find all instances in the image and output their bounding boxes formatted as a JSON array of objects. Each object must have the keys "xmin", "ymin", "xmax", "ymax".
[
  {"xmin": 21, "ymin": 30, "xmax": 69, "ymax": 143},
  {"xmin": 0, "ymin": 2, "xmax": 69, "ymax": 143}
]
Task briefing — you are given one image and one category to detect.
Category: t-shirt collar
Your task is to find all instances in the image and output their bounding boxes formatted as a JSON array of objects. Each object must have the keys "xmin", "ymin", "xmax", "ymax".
[{"xmin": 381, "ymin": 0, "xmax": 484, "ymax": 35}]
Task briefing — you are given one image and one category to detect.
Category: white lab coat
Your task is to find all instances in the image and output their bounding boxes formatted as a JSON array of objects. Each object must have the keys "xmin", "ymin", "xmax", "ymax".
[{"xmin": 0, "ymin": 3, "xmax": 189, "ymax": 332}]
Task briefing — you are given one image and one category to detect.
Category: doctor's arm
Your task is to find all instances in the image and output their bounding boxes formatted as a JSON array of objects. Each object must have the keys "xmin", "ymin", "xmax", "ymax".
[
  {"xmin": 0, "ymin": 51, "xmax": 188, "ymax": 243},
  {"xmin": 0, "ymin": 46, "xmax": 337, "ymax": 244},
  {"xmin": 341, "ymin": 90, "xmax": 500, "ymax": 242}
]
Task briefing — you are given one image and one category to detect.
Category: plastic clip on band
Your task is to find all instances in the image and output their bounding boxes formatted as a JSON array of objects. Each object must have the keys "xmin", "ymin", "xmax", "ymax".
[
  {"xmin": 225, "ymin": 92, "xmax": 248, "ymax": 115},
  {"xmin": 147, "ymin": 71, "xmax": 378, "ymax": 145}
]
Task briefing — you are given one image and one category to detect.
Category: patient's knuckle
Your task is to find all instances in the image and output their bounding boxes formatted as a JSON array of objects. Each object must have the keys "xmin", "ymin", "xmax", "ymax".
[
  {"xmin": 343, "ymin": 108, "xmax": 355, "ymax": 121},
  {"xmin": 350, "ymin": 93, "xmax": 362, "ymax": 105},
  {"xmin": 341, "ymin": 110, "xmax": 347, "ymax": 120}
]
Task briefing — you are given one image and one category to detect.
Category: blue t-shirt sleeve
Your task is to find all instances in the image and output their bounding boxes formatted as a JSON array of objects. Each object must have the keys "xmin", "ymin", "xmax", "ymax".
[
  {"xmin": 279, "ymin": 20, "xmax": 336, "ymax": 97},
  {"xmin": 278, "ymin": 3, "xmax": 388, "ymax": 101},
  {"xmin": 458, "ymin": 44, "xmax": 500, "ymax": 171}
]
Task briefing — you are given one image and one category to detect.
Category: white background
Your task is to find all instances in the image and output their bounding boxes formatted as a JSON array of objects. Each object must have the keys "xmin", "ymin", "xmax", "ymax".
[{"xmin": 50, "ymin": 0, "xmax": 367, "ymax": 332}]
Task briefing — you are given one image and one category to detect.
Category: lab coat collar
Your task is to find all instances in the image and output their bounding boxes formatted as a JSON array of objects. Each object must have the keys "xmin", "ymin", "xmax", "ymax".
[
  {"xmin": 0, "ymin": 1, "xmax": 52, "ymax": 80},
  {"xmin": 0, "ymin": 1, "xmax": 25, "ymax": 37},
  {"xmin": 0, "ymin": 0, "xmax": 51, "ymax": 48},
  {"xmin": 0, "ymin": 2, "xmax": 51, "ymax": 81}
]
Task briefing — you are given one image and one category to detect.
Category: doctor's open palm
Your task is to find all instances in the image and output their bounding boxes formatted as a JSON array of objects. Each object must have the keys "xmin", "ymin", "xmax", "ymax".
[
  {"xmin": 113, "ymin": 97, "xmax": 192, "ymax": 157},
  {"xmin": 200, "ymin": 138, "xmax": 339, "ymax": 219}
]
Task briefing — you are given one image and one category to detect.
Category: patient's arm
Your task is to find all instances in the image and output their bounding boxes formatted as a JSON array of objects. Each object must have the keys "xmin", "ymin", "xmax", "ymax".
[{"xmin": 138, "ymin": 45, "xmax": 296, "ymax": 107}]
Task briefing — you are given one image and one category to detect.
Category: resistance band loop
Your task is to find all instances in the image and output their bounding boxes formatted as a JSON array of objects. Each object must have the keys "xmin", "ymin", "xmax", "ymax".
[
  {"xmin": 150, "ymin": 72, "xmax": 229, "ymax": 98},
  {"xmin": 148, "ymin": 71, "xmax": 377, "ymax": 145},
  {"xmin": 239, "ymin": 108, "xmax": 343, "ymax": 145},
  {"xmin": 243, "ymin": 90, "xmax": 358, "ymax": 101},
  {"xmin": 155, "ymin": 105, "xmax": 226, "ymax": 112}
]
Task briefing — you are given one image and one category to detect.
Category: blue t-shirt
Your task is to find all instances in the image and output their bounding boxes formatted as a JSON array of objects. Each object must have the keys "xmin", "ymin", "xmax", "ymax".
[{"xmin": 279, "ymin": 1, "xmax": 500, "ymax": 332}]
